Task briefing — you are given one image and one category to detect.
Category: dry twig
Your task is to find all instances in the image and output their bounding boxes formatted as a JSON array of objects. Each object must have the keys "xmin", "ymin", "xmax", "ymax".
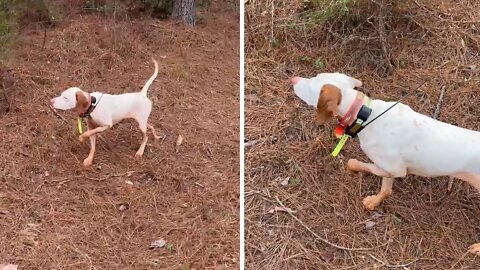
[{"xmin": 433, "ymin": 85, "xmax": 447, "ymax": 119}]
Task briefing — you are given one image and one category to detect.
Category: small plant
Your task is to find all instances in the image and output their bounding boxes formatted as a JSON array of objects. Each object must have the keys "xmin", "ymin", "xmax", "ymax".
[
  {"xmin": 269, "ymin": 37, "xmax": 279, "ymax": 48},
  {"xmin": 301, "ymin": 55, "xmax": 312, "ymax": 63},
  {"xmin": 314, "ymin": 58, "xmax": 325, "ymax": 70}
]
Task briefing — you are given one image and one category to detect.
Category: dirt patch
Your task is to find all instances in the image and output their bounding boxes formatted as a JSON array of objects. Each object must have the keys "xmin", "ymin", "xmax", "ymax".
[
  {"xmin": 0, "ymin": 1, "xmax": 239, "ymax": 269},
  {"xmin": 245, "ymin": 0, "xmax": 480, "ymax": 269}
]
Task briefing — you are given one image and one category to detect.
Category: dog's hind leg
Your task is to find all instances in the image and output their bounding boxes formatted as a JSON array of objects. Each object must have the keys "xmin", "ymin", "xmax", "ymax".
[
  {"xmin": 451, "ymin": 172, "xmax": 480, "ymax": 192},
  {"xmin": 135, "ymin": 123, "xmax": 148, "ymax": 158},
  {"xmin": 148, "ymin": 123, "xmax": 161, "ymax": 140},
  {"xmin": 133, "ymin": 110, "xmax": 151, "ymax": 158},
  {"xmin": 450, "ymin": 173, "xmax": 480, "ymax": 256}
]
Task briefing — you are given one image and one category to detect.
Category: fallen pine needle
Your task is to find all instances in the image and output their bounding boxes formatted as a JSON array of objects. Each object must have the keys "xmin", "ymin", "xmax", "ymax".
[
  {"xmin": 49, "ymin": 105, "xmax": 66, "ymax": 122},
  {"xmin": 275, "ymin": 196, "xmax": 388, "ymax": 251},
  {"xmin": 369, "ymin": 254, "xmax": 420, "ymax": 268}
]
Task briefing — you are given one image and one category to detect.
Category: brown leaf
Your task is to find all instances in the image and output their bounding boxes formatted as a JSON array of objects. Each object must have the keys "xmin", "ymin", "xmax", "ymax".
[
  {"xmin": 175, "ymin": 135, "xmax": 183, "ymax": 153},
  {"xmin": 117, "ymin": 203, "xmax": 129, "ymax": 211},
  {"xmin": 279, "ymin": 177, "xmax": 290, "ymax": 186},
  {"xmin": 319, "ymin": 250, "xmax": 334, "ymax": 262},
  {"xmin": 150, "ymin": 239, "xmax": 167, "ymax": 250},
  {"xmin": 364, "ymin": 220, "xmax": 376, "ymax": 230}
]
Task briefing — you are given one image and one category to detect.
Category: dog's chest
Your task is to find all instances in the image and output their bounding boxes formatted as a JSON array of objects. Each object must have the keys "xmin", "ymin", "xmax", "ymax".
[
  {"xmin": 88, "ymin": 115, "xmax": 110, "ymax": 127},
  {"xmin": 86, "ymin": 118, "xmax": 100, "ymax": 128}
]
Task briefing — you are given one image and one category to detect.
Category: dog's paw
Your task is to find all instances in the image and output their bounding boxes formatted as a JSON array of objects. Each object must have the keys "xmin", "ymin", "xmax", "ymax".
[
  {"xmin": 83, "ymin": 157, "xmax": 93, "ymax": 166},
  {"xmin": 135, "ymin": 150, "xmax": 144, "ymax": 158},
  {"xmin": 362, "ymin": 195, "xmax": 382, "ymax": 211},
  {"xmin": 468, "ymin": 243, "xmax": 480, "ymax": 256}
]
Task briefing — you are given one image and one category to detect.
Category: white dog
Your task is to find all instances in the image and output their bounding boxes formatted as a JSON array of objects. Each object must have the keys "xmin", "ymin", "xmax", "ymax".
[
  {"xmin": 51, "ymin": 58, "xmax": 161, "ymax": 166},
  {"xmin": 291, "ymin": 73, "xmax": 480, "ymax": 256}
]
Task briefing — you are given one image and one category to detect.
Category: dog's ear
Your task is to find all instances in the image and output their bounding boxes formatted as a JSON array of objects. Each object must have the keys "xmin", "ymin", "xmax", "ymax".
[
  {"xmin": 341, "ymin": 74, "xmax": 362, "ymax": 88},
  {"xmin": 315, "ymin": 84, "xmax": 342, "ymax": 125},
  {"xmin": 74, "ymin": 91, "xmax": 89, "ymax": 113}
]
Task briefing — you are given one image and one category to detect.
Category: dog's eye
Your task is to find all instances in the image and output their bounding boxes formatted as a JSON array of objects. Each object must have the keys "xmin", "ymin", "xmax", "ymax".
[{"xmin": 63, "ymin": 96, "xmax": 68, "ymax": 100}]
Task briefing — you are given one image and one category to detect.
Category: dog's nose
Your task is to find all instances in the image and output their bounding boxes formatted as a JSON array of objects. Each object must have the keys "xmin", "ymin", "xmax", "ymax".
[
  {"xmin": 50, "ymin": 99, "xmax": 55, "ymax": 105},
  {"xmin": 290, "ymin": 77, "xmax": 300, "ymax": 85}
]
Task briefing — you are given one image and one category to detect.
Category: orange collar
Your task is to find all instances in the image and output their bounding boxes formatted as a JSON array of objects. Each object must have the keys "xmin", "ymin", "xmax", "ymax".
[{"xmin": 334, "ymin": 92, "xmax": 365, "ymax": 137}]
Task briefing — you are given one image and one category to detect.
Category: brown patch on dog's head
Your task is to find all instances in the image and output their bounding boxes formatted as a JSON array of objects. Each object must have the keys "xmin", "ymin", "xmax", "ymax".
[
  {"xmin": 315, "ymin": 84, "xmax": 342, "ymax": 125},
  {"xmin": 74, "ymin": 91, "xmax": 89, "ymax": 114}
]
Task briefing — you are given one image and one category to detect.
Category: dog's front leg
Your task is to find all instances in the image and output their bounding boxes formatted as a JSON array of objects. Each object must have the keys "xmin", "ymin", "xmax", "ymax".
[
  {"xmin": 83, "ymin": 134, "xmax": 96, "ymax": 166},
  {"xmin": 79, "ymin": 126, "xmax": 109, "ymax": 142},
  {"xmin": 82, "ymin": 119, "xmax": 99, "ymax": 166},
  {"xmin": 362, "ymin": 177, "xmax": 393, "ymax": 210},
  {"xmin": 347, "ymin": 159, "xmax": 395, "ymax": 210}
]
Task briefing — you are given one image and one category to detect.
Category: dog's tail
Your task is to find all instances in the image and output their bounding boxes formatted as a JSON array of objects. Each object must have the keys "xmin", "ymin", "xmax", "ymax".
[{"xmin": 140, "ymin": 58, "xmax": 159, "ymax": 96}]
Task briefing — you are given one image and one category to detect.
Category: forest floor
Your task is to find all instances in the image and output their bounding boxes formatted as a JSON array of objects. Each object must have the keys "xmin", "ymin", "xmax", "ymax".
[
  {"xmin": 0, "ymin": 1, "xmax": 239, "ymax": 269},
  {"xmin": 245, "ymin": 0, "xmax": 480, "ymax": 269}
]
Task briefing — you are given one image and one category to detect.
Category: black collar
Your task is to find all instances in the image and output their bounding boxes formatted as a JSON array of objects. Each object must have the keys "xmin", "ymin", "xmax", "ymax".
[
  {"xmin": 79, "ymin": 96, "xmax": 97, "ymax": 118},
  {"xmin": 344, "ymin": 104, "xmax": 373, "ymax": 138}
]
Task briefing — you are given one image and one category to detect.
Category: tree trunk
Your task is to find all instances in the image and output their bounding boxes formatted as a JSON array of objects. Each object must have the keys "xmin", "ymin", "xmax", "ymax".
[{"xmin": 173, "ymin": 0, "xmax": 195, "ymax": 26}]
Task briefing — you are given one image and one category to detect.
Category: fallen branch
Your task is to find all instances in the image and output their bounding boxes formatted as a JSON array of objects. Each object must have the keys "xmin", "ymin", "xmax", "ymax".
[{"xmin": 275, "ymin": 196, "xmax": 388, "ymax": 251}]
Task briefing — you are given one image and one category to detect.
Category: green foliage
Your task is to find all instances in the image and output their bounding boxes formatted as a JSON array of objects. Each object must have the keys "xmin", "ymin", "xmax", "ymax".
[
  {"xmin": 314, "ymin": 58, "xmax": 325, "ymax": 70},
  {"xmin": 303, "ymin": 0, "xmax": 351, "ymax": 23},
  {"xmin": 0, "ymin": 0, "xmax": 61, "ymax": 62},
  {"xmin": 300, "ymin": 56, "xmax": 326, "ymax": 70},
  {"xmin": 0, "ymin": 0, "xmax": 14, "ymax": 62},
  {"xmin": 197, "ymin": 0, "xmax": 211, "ymax": 9},
  {"xmin": 301, "ymin": 55, "xmax": 312, "ymax": 63},
  {"xmin": 0, "ymin": 0, "xmax": 11, "ymax": 37}
]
